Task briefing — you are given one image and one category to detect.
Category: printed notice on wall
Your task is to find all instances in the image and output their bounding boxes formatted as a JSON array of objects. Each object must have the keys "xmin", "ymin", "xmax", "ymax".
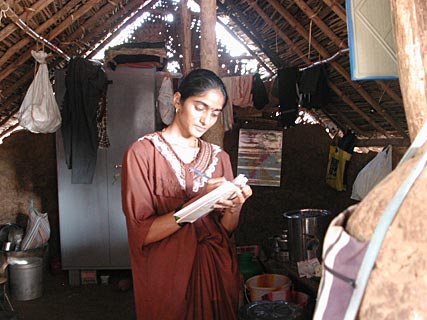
[{"xmin": 237, "ymin": 129, "xmax": 283, "ymax": 187}]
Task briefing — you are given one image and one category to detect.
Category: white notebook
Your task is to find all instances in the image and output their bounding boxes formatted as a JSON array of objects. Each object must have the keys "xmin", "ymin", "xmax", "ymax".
[{"xmin": 174, "ymin": 174, "xmax": 248, "ymax": 224}]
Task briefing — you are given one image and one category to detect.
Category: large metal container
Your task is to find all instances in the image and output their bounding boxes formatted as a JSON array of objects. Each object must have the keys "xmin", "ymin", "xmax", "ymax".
[
  {"xmin": 283, "ymin": 209, "xmax": 332, "ymax": 264},
  {"xmin": 9, "ymin": 256, "xmax": 43, "ymax": 301}
]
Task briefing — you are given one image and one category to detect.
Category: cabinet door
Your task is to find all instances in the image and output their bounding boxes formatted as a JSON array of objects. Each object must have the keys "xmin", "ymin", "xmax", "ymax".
[
  {"xmin": 105, "ymin": 67, "xmax": 157, "ymax": 267},
  {"xmin": 55, "ymin": 70, "xmax": 110, "ymax": 268}
]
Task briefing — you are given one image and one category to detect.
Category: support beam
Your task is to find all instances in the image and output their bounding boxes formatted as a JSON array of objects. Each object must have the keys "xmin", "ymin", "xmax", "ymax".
[
  {"xmin": 355, "ymin": 138, "xmax": 410, "ymax": 147},
  {"xmin": 391, "ymin": 0, "xmax": 427, "ymax": 140},
  {"xmin": 200, "ymin": 0, "xmax": 223, "ymax": 147},
  {"xmin": 180, "ymin": 0, "xmax": 192, "ymax": 75}
]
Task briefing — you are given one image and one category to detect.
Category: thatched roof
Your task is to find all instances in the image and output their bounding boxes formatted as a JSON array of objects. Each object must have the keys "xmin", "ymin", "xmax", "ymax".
[{"xmin": 0, "ymin": 0, "xmax": 409, "ymax": 146}]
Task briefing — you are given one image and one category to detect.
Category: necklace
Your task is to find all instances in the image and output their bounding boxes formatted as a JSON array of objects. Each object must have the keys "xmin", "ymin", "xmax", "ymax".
[
  {"xmin": 161, "ymin": 129, "xmax": 199, "ymax": 162},
  {"xmin": 161, "ymin": 129, "xmax": 198, "ymax": 149}
]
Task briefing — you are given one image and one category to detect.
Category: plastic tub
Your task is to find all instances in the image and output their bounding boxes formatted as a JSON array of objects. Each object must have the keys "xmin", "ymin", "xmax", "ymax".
[{"xmin": 245, "ymin": 274, "xmax": 291, "ymax": 302}]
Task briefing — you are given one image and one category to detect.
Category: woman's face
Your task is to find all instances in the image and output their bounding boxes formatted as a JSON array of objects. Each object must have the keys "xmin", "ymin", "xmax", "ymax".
[{"xmin": 174, "ymin": 88, "xmax": 225, "ymax": 138}]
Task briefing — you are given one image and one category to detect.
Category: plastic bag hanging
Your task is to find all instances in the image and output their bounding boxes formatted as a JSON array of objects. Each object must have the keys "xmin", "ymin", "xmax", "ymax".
[
  {"xmin": 351, "ymin": 145, "xmax": 392, "ymax": 201},
  {"xmin": 18, "ymin": 50, "xmax": 62, "ymax": 133}
]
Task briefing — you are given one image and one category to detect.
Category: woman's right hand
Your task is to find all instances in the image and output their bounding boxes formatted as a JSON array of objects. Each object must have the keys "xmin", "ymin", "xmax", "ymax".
[{"xmin": 205, "ymin": 177, "xmax": 228, "ymax": 193}]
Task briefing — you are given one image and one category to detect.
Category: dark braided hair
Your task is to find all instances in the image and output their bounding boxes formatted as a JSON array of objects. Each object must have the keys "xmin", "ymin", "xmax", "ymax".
[{"xmin": 176, "ymin": 69, "xmax": 228, "ymax": 108}]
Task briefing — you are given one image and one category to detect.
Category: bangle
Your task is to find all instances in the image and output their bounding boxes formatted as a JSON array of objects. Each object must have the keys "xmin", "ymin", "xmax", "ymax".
[{"xmin": 174, "ymin": 204, "xmax": 187, "ymax": 227}]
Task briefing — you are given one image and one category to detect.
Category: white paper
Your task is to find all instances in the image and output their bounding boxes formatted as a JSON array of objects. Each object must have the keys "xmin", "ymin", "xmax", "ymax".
[{"xmin": 174, "ymin": 175, "xmax": 248, "ymax": 224}]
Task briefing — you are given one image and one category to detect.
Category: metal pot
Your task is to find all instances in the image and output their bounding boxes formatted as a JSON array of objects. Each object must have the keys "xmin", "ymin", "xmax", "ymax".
[{"xmin": 283, "ymin": 209, "xmax": 332, "ymax": 264}]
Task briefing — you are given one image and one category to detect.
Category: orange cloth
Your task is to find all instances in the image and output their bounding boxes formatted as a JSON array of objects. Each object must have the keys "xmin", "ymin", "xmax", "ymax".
[{"xmin": 121, "ymin": 132, "xmax": 240, "ymax": 320}]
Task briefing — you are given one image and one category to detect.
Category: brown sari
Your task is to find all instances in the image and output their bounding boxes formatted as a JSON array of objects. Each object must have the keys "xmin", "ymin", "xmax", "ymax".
[{"xmin": 121, "ymin": 132, "xmax": 240, "ymax": 320}]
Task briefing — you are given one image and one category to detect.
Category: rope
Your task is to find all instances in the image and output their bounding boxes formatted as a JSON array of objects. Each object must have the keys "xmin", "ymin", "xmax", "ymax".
[
  {"xmin": 0, "ymin": 2, "xmax": 9, "ymax": 23},
  {"xmin": 308, "ymin": 19, "xmax": 313, "ymax": 60}
]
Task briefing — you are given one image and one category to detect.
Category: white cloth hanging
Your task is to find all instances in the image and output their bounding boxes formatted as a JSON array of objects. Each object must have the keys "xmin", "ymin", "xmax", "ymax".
[{"xmin": 18, "ymin": 50, "xmax": 62, "ymax": 133}]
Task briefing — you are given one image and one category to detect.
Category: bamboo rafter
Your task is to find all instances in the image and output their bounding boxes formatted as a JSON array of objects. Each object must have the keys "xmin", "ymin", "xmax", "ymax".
[
  {"xmin": 318, "ymin": 0, "xmax": 404, "ymax": 107},
  {"xmin": 245, "ymin": 0, "xmax": 388, "ymax": 137},
  {"xmin": 0, "ymin": 1, "xmax": 70, "ymax": 61},
  {"xmin": 265, "ymin": 0, "xmax": 408, "ymax": 139}
]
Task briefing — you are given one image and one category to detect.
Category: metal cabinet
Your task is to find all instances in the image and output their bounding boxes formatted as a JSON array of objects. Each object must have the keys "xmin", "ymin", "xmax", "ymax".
[{"xmin": 55, "ymin": 67, "xmax": 157, "ymax": 283}]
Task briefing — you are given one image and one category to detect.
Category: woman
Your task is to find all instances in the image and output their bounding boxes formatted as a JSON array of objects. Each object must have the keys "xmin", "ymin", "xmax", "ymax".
[{"xmin": 121, "ymin": 69, "xmax": 253, "ymax": 320}]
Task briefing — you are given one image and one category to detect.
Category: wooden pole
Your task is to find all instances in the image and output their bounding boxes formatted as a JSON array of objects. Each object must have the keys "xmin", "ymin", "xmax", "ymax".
[
  {"xmin": 180, "ymin": 0, "xmax": 192, "ymax": 75},
  {"xmin": 199, "ymin": 0, "xmax": 224, "ymax": 147},
  {"xmin": 391, "ymin": 0, "xmax": 427, "ymax": 140}
]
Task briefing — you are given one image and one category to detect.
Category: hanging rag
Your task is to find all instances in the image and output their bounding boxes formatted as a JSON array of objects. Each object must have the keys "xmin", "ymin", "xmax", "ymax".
[{"xmin": 157, "ymin": 75, "xmax": 175, "ymax": 125}]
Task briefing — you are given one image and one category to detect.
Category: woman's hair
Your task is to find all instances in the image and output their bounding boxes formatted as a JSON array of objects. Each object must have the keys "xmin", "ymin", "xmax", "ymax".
[{"xmin": 177, "ymin": 69, "xmax": 228, "ymax": 108}]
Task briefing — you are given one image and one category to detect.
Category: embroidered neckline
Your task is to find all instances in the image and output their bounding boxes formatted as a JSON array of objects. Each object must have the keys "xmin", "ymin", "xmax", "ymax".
[{"xmin": 141, "ymin": 132, "xmax": 222, "ymax": 193}]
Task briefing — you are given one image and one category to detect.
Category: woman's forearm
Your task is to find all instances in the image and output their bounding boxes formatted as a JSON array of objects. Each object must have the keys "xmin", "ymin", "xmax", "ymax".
[{"xmin": 144, "ymin": 212, "xmax": 181, "ymax": 245}]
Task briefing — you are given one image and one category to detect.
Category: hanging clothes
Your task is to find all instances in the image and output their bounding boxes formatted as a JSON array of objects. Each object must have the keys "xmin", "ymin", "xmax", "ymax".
[
  {"xmin": 61, "ymin": 58, "xmax": 107, "ymax": 184},
  {"xmin": 278, "ymin": 67, "xmax": 299, "ymax": 128},
  {"xmin": 157, "ymin": 75, "xmax": 175, "ymax": 126},
  {"xmin": 232, "ymin": 75, "xmax": 254, "ymax": 107},
  {"xmin": 221, "ymin": 77, "xmax": 234, "ymax": 131},
  {"xmin": 298, "ymin": 65, "xmax": 330, "ymax": 109},
  {"xmin": 252, "ymin": 73, "xmax": 269, "ymax": 110}
]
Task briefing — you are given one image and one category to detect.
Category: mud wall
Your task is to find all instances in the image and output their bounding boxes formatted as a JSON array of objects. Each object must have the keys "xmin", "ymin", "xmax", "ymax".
[
  {"xmin": 0, "ymin": 124, "xmax": 404, "ymax": 262},
  {"xmin": 225, "ymin": 124, "xmax": 404, "ymax": 246},
  {"xmin": 0, "ymin": 130, "xmax": 59, "ymax": 258}
]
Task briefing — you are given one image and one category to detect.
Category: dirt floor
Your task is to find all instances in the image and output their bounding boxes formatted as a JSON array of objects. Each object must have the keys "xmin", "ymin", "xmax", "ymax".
[{"xmin": 3, "ymin": 269, "xmax": 136, "ymax": 320}]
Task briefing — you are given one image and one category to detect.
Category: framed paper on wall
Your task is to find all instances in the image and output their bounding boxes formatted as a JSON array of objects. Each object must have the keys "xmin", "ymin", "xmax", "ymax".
[{"xmin": 237, "ymin": 128, "xmax": 283, "ymax": 187}]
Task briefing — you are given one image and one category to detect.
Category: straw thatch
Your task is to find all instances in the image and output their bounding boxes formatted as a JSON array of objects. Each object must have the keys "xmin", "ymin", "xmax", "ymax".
[{"xmin": 0, "ymin": 0, "xmax": 409, "ymax": 146}]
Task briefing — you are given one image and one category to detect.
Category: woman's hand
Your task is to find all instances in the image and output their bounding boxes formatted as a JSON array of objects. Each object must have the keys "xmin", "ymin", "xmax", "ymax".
[
  {"xmin": 205, "ymin": 177, "xmax": 228, "ymax": 193},
  {"xmin": 216, "ymin": 182, "xmax": 252, "ymax": 234},
  {"xmin": 214, "ymin": 183, "xmax": 253, "ymax": 213}
]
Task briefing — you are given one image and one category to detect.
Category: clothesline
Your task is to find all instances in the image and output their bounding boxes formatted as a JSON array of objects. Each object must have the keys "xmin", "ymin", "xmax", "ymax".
[
  {"xmin": 0, "ymin": 1, "xmax": 71, "ymax": 61},
  {"xmin": 299, "ymin": 48, "xmax": 349, "ymax": 72}
]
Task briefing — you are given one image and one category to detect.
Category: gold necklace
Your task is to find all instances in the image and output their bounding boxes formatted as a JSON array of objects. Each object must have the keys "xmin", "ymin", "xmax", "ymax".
[{"xmin": 162, "ymin": 129, "xmax": 198, "ymax": 149}]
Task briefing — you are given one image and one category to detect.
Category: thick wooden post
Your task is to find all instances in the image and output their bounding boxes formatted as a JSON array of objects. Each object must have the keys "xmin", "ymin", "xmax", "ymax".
[
  {"xmin": 199, "ymin": 0, "xmax": 224, "ymax": 147},
  {"xmin": 342, "ymin": 2, "xmax": 427, "ymax": 318},
  {"xmin": 180, "ymin": 0, "xmax": 192, "ymax": 75},
  {"xmin": 391, "ymin": 0, "xmax": 427, "ymax": 140}
]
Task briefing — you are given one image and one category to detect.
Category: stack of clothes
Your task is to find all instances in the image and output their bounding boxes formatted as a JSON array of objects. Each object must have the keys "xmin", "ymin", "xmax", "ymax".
[{"xmin": 104, "ymin": 42, "xmax": 167, "ymax": 71}]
